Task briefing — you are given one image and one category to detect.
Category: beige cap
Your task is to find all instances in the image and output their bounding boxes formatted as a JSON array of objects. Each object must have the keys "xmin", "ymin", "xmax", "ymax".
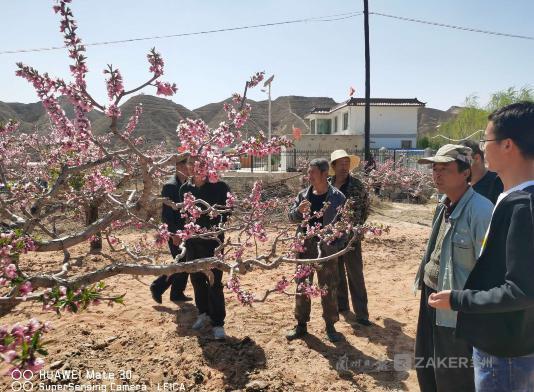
[
  {"xmin": 329, "ymin": 149, "xmax": 361, "ymax": 175},
  {"xmin": 417, "ymin": 144, "xmax": 472, "ymax": 164}
]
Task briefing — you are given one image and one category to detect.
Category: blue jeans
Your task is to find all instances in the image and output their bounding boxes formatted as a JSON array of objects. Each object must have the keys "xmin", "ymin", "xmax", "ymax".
[{"xmin": 473, "ymin": 347, "xmax": 534, "ymax": 391}]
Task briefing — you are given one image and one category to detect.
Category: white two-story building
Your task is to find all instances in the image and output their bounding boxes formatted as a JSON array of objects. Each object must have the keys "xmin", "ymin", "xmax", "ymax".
[{"xmin": 302, "ymin": 97, "xmax": 425, "ymax": 149}]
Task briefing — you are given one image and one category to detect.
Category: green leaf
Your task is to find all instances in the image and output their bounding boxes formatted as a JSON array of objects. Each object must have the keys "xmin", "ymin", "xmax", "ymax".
[
  {"xmin": 69, "ymin": 302, "xmax": 79, "ymax": 313},
  {"xmin": 21, "ymin": 340, "xmax": 29, "ymax": 358},
  {"xmin": 3, "ymin": 335, "xmax": 14, "ymax": 346},
  {"xmin": 31, "ymin": 331, "xmax": 41, "ymax": 347}
]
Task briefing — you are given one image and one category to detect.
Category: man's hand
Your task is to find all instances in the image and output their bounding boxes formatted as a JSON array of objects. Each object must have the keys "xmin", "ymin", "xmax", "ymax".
[
  {"xmin": 428, "ymin": 290, "xmax": 452, "ymax": 310},
  {"xmin": 172, "ymin": 235, "xmax": 182, "ymax": 246},
  {"xmin": 297, "ymin": 200, "xmax": 311, "ymax": 214}
]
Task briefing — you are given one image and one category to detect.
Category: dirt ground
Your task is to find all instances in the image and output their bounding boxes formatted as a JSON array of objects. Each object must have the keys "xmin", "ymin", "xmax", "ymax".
[{"xmin": 1, "ymin": 200, "xmax": 436, "ymax": 392}]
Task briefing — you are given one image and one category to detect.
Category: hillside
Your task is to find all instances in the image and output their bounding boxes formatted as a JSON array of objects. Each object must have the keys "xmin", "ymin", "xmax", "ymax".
[
  {"xmin": 417, "ymin": 106, "xmax": 462, "ymax": 137},
  {"xmin": 0, "ymin": 97, "xmax": 105, "ymax": 136},
  {"xmin": 1, "ymin": 95, "xmax": 460, "ymax": 146},
  {"xmin": 92, "ymin": 95, "xmax": 199, "ymax": 145},
  {"xmin": 194, "ymin": 96, "xmax": 337, "ymax": 137}
]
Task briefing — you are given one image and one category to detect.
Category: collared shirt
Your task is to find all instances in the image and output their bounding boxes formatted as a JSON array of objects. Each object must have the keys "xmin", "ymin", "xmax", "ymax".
[
  {"xmin": 443, "ymin": 198, "xmax": 457, "ymax": 223},
  {"xmin": 435, "ymin": 188, "xmax": 493, "ymax": 327},
  {"xmin": 414, "ymin": 187, "xmax": 493, "ymax": 328}
]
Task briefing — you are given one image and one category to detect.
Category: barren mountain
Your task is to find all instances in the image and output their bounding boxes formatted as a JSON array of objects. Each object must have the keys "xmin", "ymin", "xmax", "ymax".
[
  {"xmin": 1, "ymin": 95, "xmax": 460, "ymax": 146},
  {"xmin": 1, "ymin": 97, "xmax": 105, "ymax": 135},
  {"xmin": 194, "ymin": 96, "xmax": 337, "ymax": 137},
  {"xmin": 91, "ymin": 95, "xmax": 199, "ymax": 145},
  {"xmin": 417, "ymin": 106, "xmax": 462, "ymax": 137}
]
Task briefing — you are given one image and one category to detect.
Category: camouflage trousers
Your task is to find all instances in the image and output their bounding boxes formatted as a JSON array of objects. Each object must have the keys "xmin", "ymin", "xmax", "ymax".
[
  {"xmin": 294, "ymin": 237, "xmax": 340, "ymax": 325},
  {"xmin": 337, "ymin": 241, "xmax": 369, "ymax": 319}
]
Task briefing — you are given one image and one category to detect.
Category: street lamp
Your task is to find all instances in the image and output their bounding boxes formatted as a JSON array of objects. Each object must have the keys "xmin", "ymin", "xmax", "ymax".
[{"xmin": 263, "ymin": 74, "xmax": 275, "ymax": 172}]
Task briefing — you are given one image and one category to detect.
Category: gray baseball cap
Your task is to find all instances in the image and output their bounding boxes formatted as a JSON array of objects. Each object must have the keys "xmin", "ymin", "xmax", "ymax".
[{"xmin": 417, "ymin": 144, "xmax": 472, "ymax": 164}]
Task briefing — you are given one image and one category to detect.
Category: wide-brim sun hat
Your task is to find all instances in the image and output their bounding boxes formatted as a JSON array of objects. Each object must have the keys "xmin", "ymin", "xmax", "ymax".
[{"xmin": 329, "ymin": 150, "xmax": 361, "ymax": 176}]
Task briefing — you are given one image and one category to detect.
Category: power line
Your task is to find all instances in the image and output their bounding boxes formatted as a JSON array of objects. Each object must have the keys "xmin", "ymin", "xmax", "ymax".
[
  {"xmin": 0, "ymin": 11, "xmax": 363, "ymax": 55},
  {"xmin": 430, "ymin": 129, "xmax": 484, "ymax": 141},
  {"xmin": 3, "ymin": 9, "xmax": 531, "ymax": 56},
  {"xmin": 371, "ymin": 11, "xmax": 534, "ymax": 41}
]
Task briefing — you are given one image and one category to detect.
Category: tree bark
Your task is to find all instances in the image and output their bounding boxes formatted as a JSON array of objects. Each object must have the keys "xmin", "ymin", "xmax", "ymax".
[{"xmin": 85, "ymin": 202, "xmax": 102, "ymax": 251}]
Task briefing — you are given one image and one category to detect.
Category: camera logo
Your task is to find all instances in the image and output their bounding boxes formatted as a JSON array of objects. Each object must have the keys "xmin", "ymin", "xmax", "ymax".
[{"xmin": 11, "ymin": 369, "xmax": 34, "ymax": 391}]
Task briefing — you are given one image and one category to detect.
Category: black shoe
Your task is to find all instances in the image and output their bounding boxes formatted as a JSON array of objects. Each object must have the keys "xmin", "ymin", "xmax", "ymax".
[
  {"xmin": 150, "ymin": 284, "xmax": 163, "ymax": 304},
  {"xmin": 356, "ymin": 318, "xmax": 372, "ymax": 326},
  {"xmin": 325, "ymin": 324, "xmax": 342, "ymax": 343},
  {"xmin": 286, "ymin": 324, "xmax": 308, "ymax": 341},
  {"xmin": 150, "ymin": 276, "xmax": 170, "ymax": 304},
  {"xmin": 170, "ymin": 292, "xmax": 192, "ymax": 302}
]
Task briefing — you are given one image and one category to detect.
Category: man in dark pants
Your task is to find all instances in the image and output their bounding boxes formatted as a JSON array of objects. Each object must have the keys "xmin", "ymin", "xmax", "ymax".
[
  {"xmin": 459, "ymin": 139, "xmax": 503, "ymax": 204},
  {"xmin": 286, "ymin": 158, "xmax": 346, "ymax": 343},
  {"xmin": 430, "ymin": 102, "xmax": 534, "ymax": 391},
  {"xmin": 150, "ymin": 154, "xmax": 191, "ymax": 303},
  {"xmin": 328, "ymin": 149, "xmax": 372, "ymax": 326},
  {"xmin": 180, "ymin": 155, "xmax": 230, "ymax": 340},
  {"xmin": 414, "ymin": 145, "xmax": 493, "ymax": 392}
]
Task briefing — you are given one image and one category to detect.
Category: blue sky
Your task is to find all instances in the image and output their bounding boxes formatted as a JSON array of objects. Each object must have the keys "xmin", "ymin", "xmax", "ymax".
[{"xmin": 1, "ymin": 0, "xmax": 533, "ymax": 110}]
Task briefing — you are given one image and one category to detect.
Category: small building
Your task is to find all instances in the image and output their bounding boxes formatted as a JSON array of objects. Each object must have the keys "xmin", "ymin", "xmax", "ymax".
[{"xmin": 302, "ymin": 97, "xmax": 425, "ymax": 149}]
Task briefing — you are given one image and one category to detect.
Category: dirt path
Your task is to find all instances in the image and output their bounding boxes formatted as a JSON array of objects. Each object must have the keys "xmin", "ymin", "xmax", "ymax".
[{"xmin": 1, "ymin": 201, "xmax": 436, "ymax": 392}]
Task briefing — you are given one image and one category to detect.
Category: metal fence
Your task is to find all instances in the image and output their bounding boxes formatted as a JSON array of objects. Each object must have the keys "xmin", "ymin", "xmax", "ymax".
[{"xmin": 236, "ymin": 148, "xmax": 432, "ymax": 172}]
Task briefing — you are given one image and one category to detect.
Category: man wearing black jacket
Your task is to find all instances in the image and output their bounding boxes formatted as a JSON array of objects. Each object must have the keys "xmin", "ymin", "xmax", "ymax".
[
  {"xmin": 180, "ymin": 156, "xmax": 231, "ymax": 341},
  {"xmin": 150, "ymin": 155, "xmax": 191, "ymax": 304},
  {"xmin": 459, "ymin": 139, "xmax": 504, "ymax": 204},
  {"xmin": 429, "ymin": 102, "xmax": 534, "ymax": 391}
]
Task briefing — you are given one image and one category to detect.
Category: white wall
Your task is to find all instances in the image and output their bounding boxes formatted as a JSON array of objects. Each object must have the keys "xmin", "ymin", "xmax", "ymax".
[
  {"xmin": 307, "ymin": 105, "xmax": 420, "ymax": 148},
  {"xmin": 370, "ymin": 137, "xmax": 417, "ymax": 149},
  {"xmin": 292, "ymin": 134, "xmax": 363, "ymax": 150},
  {"xmin": 351, "ymin": 106, "xmax": 419, "ymax": 135}
]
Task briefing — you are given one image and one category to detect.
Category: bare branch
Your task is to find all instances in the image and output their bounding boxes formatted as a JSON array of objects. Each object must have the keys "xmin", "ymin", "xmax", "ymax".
[
  {"xmin": 34, "ymin": 208, "xmax": 126, "ymax": 252},
  {"xmin": 115, "ymin": 75, "xmax": 158, "ymax": 105}
]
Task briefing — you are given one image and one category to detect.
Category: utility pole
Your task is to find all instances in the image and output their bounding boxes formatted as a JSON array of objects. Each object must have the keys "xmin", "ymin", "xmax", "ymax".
[{"xmin": 363, "ymin": 0, "xmax": 371, "ymax": 161}]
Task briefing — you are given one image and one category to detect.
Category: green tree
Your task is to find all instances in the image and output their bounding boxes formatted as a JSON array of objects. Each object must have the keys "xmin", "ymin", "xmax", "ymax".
[
  {"xmin": 486, "ymin": 86, "xmax": 534, "ymax": 112},
  {"xmin": 431, "ymin": 86, "xmax": 533, "ymax": 147},
  {"xmin": 435, "ymin": 94, "xmax": 488, "ymax": 142}
]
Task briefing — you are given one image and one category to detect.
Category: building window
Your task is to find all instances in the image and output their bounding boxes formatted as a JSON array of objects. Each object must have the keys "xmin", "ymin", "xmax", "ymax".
[
  {"xmin": 310, "ymin": 120, "xmax": 315, "ymax": 134},
  {"xmin": 334, "ymin": 116, "xmax": 338, "ymax": 133},
  {"xmin": 401, "ymin": 140, "xmax": 413, "ymax": 149},
  {"xmin": 343, "ymin": 112, "xmax": 349, "ymax": 130},
  {"xmin": 317, "ymin": 119, "xmax": 332, "ymax": 134}
]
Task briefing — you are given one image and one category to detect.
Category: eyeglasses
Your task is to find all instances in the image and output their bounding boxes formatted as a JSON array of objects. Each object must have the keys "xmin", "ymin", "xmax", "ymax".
[{"xmin": 479, "ymin": 138, "xmax": 502, "ymax": 150}]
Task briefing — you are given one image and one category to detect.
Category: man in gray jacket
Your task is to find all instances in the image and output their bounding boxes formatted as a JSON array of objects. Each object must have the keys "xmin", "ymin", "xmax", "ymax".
[
  {"xmin": 286, "ymin": 158, "xmax": 346, "ymax": 343},
  {"xmin": 414, "ymin": 144, "xmax": 493, "ymax": 392}
]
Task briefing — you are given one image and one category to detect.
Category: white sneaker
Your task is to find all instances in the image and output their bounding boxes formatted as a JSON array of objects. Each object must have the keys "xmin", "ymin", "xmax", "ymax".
[
  {"xmin": 212, "ymin": 326, "xmax": 226, "ymax": 340},
  {"xmin": 192, "ymin": 313, "xmax": 211, "ymax": 330}
]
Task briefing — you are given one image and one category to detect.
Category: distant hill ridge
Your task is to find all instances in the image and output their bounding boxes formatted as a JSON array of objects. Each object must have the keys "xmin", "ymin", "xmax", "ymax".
[{"xmin": 0, "ymin": 94, "xmax": 461, "ymax": 146}]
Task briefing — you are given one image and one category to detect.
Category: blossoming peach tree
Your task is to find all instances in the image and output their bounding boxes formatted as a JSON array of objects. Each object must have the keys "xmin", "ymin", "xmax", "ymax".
[
  {"xmin": 362, "ymin": 159, "xmax": 434, "ymax": 203},
  {"xmin": 0, "ymin": 0, "xmax": 387, "ymax": 374}
]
